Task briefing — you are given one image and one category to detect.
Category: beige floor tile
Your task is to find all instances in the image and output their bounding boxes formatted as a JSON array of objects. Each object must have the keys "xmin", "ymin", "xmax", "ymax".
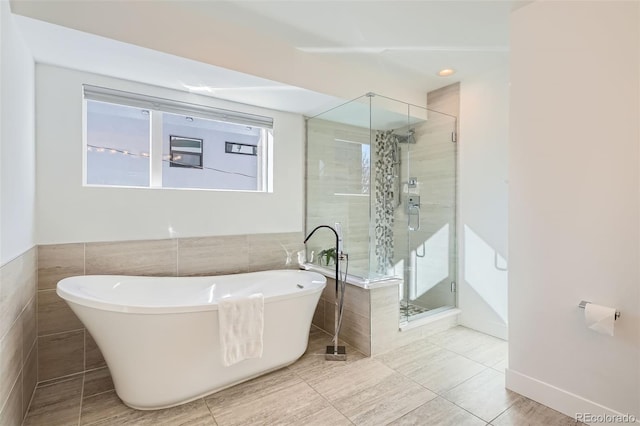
[
  {"xmin": 303, "ymin": 358, "xmax": 395, "ymax": 403},
  {"xmin": 442, "ymin": 368, "xmax": 523, "ymax": 422},
  {"xmin": 492, "ymin": 397, "xmax": 582, "ymax": 426},
  {"xmin": 376, "ymin": 339, "xmax": 444, "ymax": 373},
  {"xmin": 389, "ymin": 396, "xmax": 485, "ymax": 426},
  {"xmin": 207, "ymin": 381, "xmax": 329, "ymax": 426},
  {"xmin": 289, "ymin": 329, "xmax": 367, "ymax": 380},
  {"xmin": 24, "ymin": 376, "xmax": 83, "ymax": 426},
  {"xmin": 492, "ymin": 357, "xmax": 509, "ymax": 373},
  {"xmin": 81, "ymin": 391, "xmax": 215, "ymax": 425},
  {"xmin": 205, "ymin": 368, "xmax": 301, "ymax": 410},
  {"xmin": 80, "ymin": 391, "xmax": 132, "ymax": 425},
  {"xmin": 463, "ymin": 338, "xmax": 508, "ymax": 367},
  {"xmin": 293, "ymin": 406, "xmax": 352, "ymax": 426},
  {"xmin": 404, "ymin": 348, "xmax": 487, "ymax": 393},
  {"xmin": 334, "ymin": 372, "xmax": 437, "ymax": 425},
  {"xmin": 428, "ymin": 326, "xmax": 507, "ymax": 367},
  {"xmin": 83, "ymin": 368, "xmax": 114, "ymax": 399}
]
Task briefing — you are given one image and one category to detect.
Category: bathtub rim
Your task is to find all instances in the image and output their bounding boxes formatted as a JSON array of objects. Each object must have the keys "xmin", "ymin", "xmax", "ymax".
[{"xmin": 57, "ymin": 269, "xmax": 326, "ymax": 315}]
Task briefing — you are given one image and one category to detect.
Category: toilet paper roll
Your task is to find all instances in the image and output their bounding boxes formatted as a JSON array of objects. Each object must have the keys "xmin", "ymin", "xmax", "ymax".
[{"xmin": 584, "ymin": 303, "xmax": 616, "ymax": 336}]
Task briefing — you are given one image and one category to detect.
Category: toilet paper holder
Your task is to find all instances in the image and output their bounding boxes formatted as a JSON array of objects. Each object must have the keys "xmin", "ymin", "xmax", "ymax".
[{"xmin": 578, "ymin": 300, "xmax": 620, "ymax": 320}]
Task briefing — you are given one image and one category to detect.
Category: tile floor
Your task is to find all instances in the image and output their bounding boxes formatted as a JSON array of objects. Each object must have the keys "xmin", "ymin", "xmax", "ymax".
[{"xmin": 22, "ymin": 326, "xmax": 581, "ymax": 426}]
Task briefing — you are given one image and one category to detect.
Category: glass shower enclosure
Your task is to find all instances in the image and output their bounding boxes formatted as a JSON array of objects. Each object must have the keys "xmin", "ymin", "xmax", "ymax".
[{"xmin": 305, "ymin": 93, "xmax": 458, "ymax": 324}]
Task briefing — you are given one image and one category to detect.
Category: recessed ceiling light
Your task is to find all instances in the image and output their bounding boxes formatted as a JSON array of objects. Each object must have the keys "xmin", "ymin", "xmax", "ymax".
[{"xmin": 438, "ymin": 68, "xmax": 455, "ymax": 77}]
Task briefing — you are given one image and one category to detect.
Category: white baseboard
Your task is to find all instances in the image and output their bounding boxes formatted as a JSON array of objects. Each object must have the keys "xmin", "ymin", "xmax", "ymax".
[{"xmin": 506, "ymin": 369, "xmax": 639, "ymax": 425}]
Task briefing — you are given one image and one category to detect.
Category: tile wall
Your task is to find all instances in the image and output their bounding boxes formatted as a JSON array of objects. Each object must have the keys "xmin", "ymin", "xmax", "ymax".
[
  {"xmin": 36, "ymin": 232, "xmax": 303, "ymax": 384},
  {"xmin": 313, "ymin": 278, "xmax": 457, "ymax": 357},
  {"xmin": 306, "ymin": 119, "xmax": 372, "ymax": 275},
  {"xmin": 313, "ymin": 277, "xmax": 372, "ymax": 355},
  {"xmin": 0, "ymin": 247, "xmax": 38, "ymax": 425}
]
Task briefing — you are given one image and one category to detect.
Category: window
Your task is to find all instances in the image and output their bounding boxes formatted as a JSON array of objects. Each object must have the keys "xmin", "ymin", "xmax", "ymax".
[
  {"xmin": 83, "ymin": 85, "xmax": 273, "ymax": 192},
  {"xmin": 169, "ymin": 136, "xmax": 203, "ymax": 168}
]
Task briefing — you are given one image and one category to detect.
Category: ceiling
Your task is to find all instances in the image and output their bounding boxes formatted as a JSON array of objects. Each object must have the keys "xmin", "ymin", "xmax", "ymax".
[
  {"xmin": 10, "ymin": 0, "xmax": 518, "ymax": 116},
  {"xmin": 225, "ymin": 0, "xmax": 514, "ymax": 88}
]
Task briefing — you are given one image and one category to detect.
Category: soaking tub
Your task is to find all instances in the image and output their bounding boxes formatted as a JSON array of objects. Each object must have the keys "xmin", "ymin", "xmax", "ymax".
[{"xmin": 56, "ymin": 269, "xmax": 325, "ymax": 410}]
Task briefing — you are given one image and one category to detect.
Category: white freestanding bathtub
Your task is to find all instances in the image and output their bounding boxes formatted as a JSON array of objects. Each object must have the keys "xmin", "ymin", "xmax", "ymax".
[{"xmin": 56, "ymin": 269, "xmax": 325, "ymax": 410}]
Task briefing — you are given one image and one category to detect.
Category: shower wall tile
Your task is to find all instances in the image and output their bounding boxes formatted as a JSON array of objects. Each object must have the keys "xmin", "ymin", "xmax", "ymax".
[
  {"xmin": 1, "ymin": 249, "xmax": 36, "ymax": 340},
  {"xmin": 177, "ymin": 235, "xmax": 249, "ymax": 276},
  {"xmin": 427, "ymin": 83, "xmax": 460, "ymax": 118},
  {"xmin": 247, "ymin": 232, "xmax": 304, "ymax": 272},
  {"xmin": 312, "ymin": 300, "xmax": 324, "ymax": 329},
  {"xmin": 0, "ymin": 314, "xmax": 23, "ymax": 414},
  {"xmin": 38, "ymin": 289, "xmax": 83, "ymax": 336},
  {"xmin": 22, "ymin": 296, "xmax": 37, "ymax": 361},
  {"xmin": 321, "ymin": 278, "xmax": 336, "ymax": 303},
  {"xmin": 325, "ymin": 300, "xmax": 371, "ymax": 356},
  {"xmin": 0, "ymin": 371, "xmax": 22, "ymax": 426},
  {"xmin": 86, "ymin": 239, "xmax": 177, "ymax": 276},
  {"xmin": 23, "ymin": 345, "xmax": 37, "ymax": 417},
  {"xmin": 38, "ymin": 330, "xmax": 84, "ymax": 382},
  {"xmin": 83, "ymin": 367, "xmax": 114, "ymax": 398},
  {"xmin": 371, "ymin": 285, "xmax": 402, "ymax": 355},
  {"xmin": 344, "ymin": 284, "xmax": 370, "ymax": 319},
  {"xmin": 85, "ymin": 331, "xmax": 106, "ymax": 370},
  {"xmin": 38, "ymin": 243, "xmax": 84, "ymax": 290},
  {"xmin": 321, "ymin": 278, "xmax": 372, "ymax": 320},
  {"xmin": 0, "ymin": 247, "xmax": 38, "ymax": 424}
]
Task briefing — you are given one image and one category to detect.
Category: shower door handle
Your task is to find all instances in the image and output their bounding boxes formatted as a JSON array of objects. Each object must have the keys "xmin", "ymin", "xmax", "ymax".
[
  {"xmin": 407, "ymin": 196, "xmax": 421, "ymax": 231},
  {"xmin": 408, "ymin": 206, "xmax": 420, "ymax": 231}
]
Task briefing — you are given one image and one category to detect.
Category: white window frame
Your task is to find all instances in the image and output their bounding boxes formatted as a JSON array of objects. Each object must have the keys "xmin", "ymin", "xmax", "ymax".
[{"xmin": 82, "ymin": 84, "xmax": 274, "ymax": 192}]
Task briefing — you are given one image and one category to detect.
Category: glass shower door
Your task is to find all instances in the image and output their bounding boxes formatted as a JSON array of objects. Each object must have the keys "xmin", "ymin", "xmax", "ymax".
[{"xmin": 401, "ymin": 105, "xmax": 458, "ymax": 322}]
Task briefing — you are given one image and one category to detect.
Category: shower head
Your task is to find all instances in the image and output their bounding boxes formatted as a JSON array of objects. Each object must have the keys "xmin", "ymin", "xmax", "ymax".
[{"xmin": 394, "ymin": 128, "xmax": 416, "ymax": 144}]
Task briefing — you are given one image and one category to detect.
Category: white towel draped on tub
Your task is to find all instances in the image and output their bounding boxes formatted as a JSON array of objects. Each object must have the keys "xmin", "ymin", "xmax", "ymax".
[{"xmin": 218, "ymin": 293, "xmax": 264, "ymax": 367}]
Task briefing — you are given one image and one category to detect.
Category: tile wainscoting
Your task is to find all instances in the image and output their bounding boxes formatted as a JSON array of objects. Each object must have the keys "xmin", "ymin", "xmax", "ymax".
[
  {"xmin": 313, "ymin": 277, "xmax": 458, "ymax": 356},
  {"xmin": 0, "ymin": 247, "xmax": 38, "ymax": 425},
  {"xmin": 36, "ymin": 232, "xmax": 304, "ymax": 384}
]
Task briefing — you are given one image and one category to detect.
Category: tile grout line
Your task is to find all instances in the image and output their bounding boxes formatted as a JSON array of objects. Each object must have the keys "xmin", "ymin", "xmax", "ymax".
[
  {"xmin": 0, "ymin": 373, "xmax": 21, "ymax": 423},
  {"xmin": 485, "ymin": 397, "xmax": 520, "ymax": 424},
  {"xmin": 288, "ymin": 367, "xmax": 356, "ymax": 425},
  {"xmin": 37, "ymin": 328, "xmax": 85, "ymax": 339},
  {"xmin": 202, "ymin": 394, "xmax": 221, "ymax": 425},
  {"xmin": 377, "ymin": 353, "xmax": 490, "ymax": 425},
  {"xmin": 36, "ymin": 370, "xmax": 86, "ymax": 388},
  {"xmin": 425, "ymin": 334, "xmax": 507, "ymax": 367},
  {"xmin": 436, "ymin": 371, "xmax": 516, "ymax": 425},
  {"xmin": 375, "ymin": 341, "xmax": 497, "ymax": 424},
  {"xmin": 77, "ymin": 371, "xmax": 85, "ymax": 426}
]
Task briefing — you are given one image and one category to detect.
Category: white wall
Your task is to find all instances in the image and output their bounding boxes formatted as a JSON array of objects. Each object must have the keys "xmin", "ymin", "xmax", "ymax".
[
  {"xmin": 36, "ymin": 64, "xmax": 305, "ymax": 244},
  {"xmin": 458, "ymin": 61, "xmax": 509, "ymax": 339},
  {"xmin": 507, "ymin": 1, "xmax": 640, "ymax": 421},
  {"xmin": 0, "ymin": 0, "xmax": 35, "ymax": 264}
]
